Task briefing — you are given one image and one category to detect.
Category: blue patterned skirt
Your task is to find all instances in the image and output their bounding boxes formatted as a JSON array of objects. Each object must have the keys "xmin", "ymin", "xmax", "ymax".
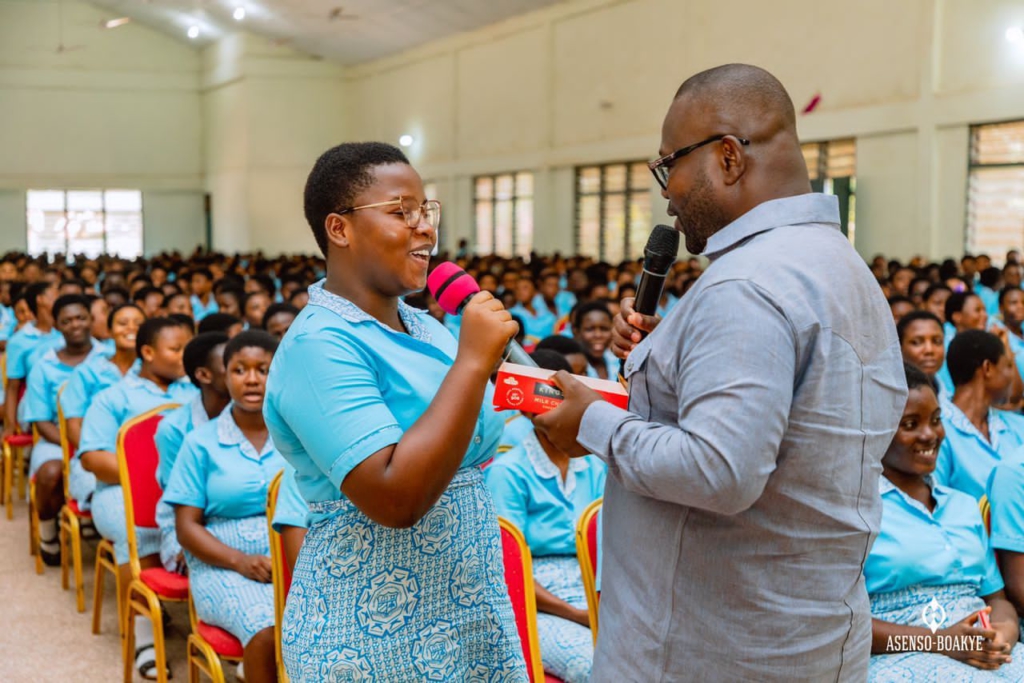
[
  {"xmin": 534, "ymin": 555, "xmax": 593, "ymax": 683},
  {"xmin": 282, "ymin": 467, "xmax": 528, "ymax": 682},
  {"xmin": 869, "ymin": 583, "xmax": 1024, "ymax": 681},
  {"xmin": 91, "ymin": 484, "xmax": 160, "ymax": 564},
  {"xmin": 186, "ymin": 516, "xmax": 274, "ymax": 647}
]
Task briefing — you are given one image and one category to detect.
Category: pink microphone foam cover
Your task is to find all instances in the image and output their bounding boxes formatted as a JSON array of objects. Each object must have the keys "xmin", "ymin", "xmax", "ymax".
[{"xmin": 427, "ymin": 262, "xmax": 480, "ymax": 316}]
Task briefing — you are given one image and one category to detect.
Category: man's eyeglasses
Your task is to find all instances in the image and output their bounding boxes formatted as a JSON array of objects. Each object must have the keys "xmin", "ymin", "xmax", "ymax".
[
  {"xmin": 648, "ymin": 134, "xmax": 750, "ymax": 190},
  {"xmin": 337, "ymin": 196, "xmax": 441, "ymax": 230}
]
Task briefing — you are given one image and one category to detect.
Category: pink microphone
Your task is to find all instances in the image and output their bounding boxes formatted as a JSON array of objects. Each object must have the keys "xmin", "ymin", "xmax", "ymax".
[{"xmin": 427, "ymin": 262, "xmax": 536, "ymax": 367}]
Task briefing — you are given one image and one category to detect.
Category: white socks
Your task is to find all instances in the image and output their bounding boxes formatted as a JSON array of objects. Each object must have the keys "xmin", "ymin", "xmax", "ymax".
[{"xmin": 39, "ymin": 518, "xmax": 58, "ymax": 553}]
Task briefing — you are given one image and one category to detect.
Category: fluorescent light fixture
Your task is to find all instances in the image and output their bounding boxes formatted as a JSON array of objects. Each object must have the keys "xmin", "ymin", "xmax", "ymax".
[
  {"xmin": 233, "ymin": 6, "xmax": 246, "ymax": 21},
  {"xmin": 103, "ymin": 17, "xmax": 131, "ymax": 29},
  {"xmin": 399, "ymin": 134, "xmax": 414, "ymax": 147},
  {"xmin": 1007, "ymin": 26, "xmax": 1024, "ymax": 43},
  {"xmin": 187, "ymin": 25, "xmax": 200, "ymax": 39}
]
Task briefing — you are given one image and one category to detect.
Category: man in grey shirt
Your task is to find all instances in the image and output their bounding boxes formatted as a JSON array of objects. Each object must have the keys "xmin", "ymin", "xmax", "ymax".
[{"xmin": 535, "ymin": 64, "xmax": 907, "ymax": 681}]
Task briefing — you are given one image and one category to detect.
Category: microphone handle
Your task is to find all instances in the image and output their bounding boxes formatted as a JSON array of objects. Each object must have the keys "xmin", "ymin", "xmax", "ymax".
[
  {"xmin": 619, "ymin": 270, "xmax": 668, "ymax": 378},
  {"xmin": 504, "ymin": 339, "xmax": 538, "ymax": 367}
]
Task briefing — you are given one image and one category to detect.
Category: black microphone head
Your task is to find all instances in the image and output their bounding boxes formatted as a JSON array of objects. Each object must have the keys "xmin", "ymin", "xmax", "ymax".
[{"xmin": 642, "ymin": 225, "xmax": 680, "ymax": 275}]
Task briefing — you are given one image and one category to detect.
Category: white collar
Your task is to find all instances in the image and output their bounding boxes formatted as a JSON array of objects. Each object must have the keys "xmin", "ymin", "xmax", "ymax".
[{"xmin": 307, "ymin": 280, "xmax": 432, "ymax": 343}]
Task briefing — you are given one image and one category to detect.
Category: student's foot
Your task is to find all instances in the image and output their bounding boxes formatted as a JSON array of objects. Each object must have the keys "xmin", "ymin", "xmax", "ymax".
[
  {"xmin": 135, "ymin": 644, "xmax": 172, "ymax": 681},
  {"xmin": 39, "ymin": 540, "xmax": 61, "ymax": 567},
  {"xmin": 235, "ymin": 661, "xmax": 245, "ymax": 681}
]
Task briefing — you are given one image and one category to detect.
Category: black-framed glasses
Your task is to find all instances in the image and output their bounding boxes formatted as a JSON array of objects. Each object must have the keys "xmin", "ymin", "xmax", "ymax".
[
  {"xmin": 337, "ymin": 196, "xmax": 441, "ymax": 230},
  {"xmin": 648, "ymin": 134, "xmax": 750, "ymax": 190}
]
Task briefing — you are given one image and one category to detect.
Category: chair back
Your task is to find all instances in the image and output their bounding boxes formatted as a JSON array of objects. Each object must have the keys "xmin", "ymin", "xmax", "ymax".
[
  {"xmin": 56, "ymin": 385, "xmax": 75, "ymax": 501},
  {"xmin": 117, "ymin": 404, "xmax": 178, "ymax": 577},
  {"xmin": 980, "ymin": 495, "xmax": 991, "ymax": 534},
  {"xmin": 575, "ymin": 497, "xmax": 602, "ymax": 641},
  {"xmin": 266, "ymin": 470, "xmax": 291, "ymax": 682},
  {"xmin": 498, "ymin": 516, "xmax": 546, "ymax": 683}
]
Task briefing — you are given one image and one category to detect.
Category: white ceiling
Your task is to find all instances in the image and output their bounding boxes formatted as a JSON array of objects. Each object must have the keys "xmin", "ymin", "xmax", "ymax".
[{"xmin": 86, "ymin": 0, "xmax": 568, "ymax": 65}]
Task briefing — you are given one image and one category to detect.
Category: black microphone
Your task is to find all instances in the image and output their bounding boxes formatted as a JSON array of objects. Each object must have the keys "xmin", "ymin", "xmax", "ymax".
[
  {"xmin": 427, "ymin": 262, "xmax": 538, "ymax": 367},
  {"xmin": 620, "ymin": 225, "xmax": 680, "ymax": 375}
]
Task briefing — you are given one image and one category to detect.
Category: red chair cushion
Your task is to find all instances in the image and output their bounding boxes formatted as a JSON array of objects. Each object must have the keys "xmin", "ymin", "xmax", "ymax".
[
  {"xmin": 139, "ymin": 567, "xmax": 189, "ymax": 600},
  {"xmin": 66, "ymin": 499, "xmax": 91, "ymax": 519},
  {"xmin": 196, "ymin": 621, "xmax": 244, "ymax": 658},
  {"xmin": 122, "ymin": 414, "xmax": 165, "ymax": 528},
  {"xmin": 545, "ymin": 676, "xmax": 565, "ymax": 683},
  {"xmin": 4, "ymin": 433, "xmax": 33, "ymax": 447}
]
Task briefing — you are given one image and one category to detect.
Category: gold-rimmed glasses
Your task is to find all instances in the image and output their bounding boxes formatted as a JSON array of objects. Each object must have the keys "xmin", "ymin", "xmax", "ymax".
[{"xmin": 337, "ymin": 196, "xmax": 441, "ymax": 230}]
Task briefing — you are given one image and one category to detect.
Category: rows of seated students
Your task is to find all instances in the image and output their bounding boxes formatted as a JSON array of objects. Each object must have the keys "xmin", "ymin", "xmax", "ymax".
[{"xmin": 0, "ymin": 248, "xmax": 693, "ymax": 682}]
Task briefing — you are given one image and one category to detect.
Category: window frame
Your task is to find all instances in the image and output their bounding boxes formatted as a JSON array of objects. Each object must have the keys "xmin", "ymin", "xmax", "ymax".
[
  {"xmin": 966, "ymin": 119, "xmax": 1024, "ymax": 257},
  {"xmin": 25, "ymin": 188, "xmax": 145, "ymax": 258},
  {"xmin": 472, "ymin": 171, "xmax": 534, "ymax": 258}
]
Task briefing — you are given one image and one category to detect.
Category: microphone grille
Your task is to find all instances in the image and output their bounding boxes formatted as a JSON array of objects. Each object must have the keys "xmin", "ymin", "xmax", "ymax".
[{"xmin": 646, "ymin": 224, "xmax": 680, "ymax": 257}]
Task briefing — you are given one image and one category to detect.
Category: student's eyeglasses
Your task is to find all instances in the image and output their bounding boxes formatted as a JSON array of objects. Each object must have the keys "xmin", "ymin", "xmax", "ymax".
[
  {"xmin": 337, "ymin": 196, "xmax": 441, "ymax": 230},
  {"xmin": 648, "ymin": 134, "xmax": 750, "ymax": 190}
]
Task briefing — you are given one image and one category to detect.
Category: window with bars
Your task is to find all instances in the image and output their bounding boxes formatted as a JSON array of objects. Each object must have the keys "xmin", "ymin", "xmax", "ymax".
[
  {"xmin": 575, "ymin": 161, "xmax": 652, "ymax": 262},
  {"xmin": 26, "ymin": 189, "xmax": 143, "ymax": 258},
  {"xmin": 473, "ymin": 172, "xmax": 534, "ymax": 258},
  {"xmin": 967, "ymin": 121, "xmax": 1024, "ymax": 259},
  {"xmin": 801, "ymin": 139, "xmax": 856, "ymax": 240}
]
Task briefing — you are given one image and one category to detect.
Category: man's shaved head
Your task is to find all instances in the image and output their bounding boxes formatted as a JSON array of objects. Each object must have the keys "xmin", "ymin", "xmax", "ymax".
[{"xmin": 658, "ymin": 64, "xmax": 811, "ymax": 255}]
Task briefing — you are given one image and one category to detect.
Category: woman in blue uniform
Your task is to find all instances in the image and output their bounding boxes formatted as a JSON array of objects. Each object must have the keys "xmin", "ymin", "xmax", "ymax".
[
  {"xmin": 264, "ymin": 142, "xmax": 526, "ymax": 681},
  {"xmin": 165, "ymin": 330, "xmax": 283, "ymax": 683}
]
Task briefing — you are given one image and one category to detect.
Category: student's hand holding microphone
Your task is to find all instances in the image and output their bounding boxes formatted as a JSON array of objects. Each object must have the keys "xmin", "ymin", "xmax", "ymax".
[{"xmin": 456, "ymin": 291, "xmax": 519, "ymax": 375}]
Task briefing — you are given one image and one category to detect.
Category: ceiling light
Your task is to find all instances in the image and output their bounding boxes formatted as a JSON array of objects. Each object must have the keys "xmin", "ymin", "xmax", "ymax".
[
  {"xmin": 187, "ymin": 25, "xmax": 200, "ymax": 39},
  {"xmin": 1007, "ymin": 26, "xmax": 1024, "ymax": 43},
  {"xmin": 399, "ymin": 134, "xmax": 414, "ymax": 147},
  {"xmin": 103, "ymin": 17, "xmax": 131, "ymax": 29},
  {"xmin": 233, "ymin": 6, "xmax": 246, "ymax": 21}
]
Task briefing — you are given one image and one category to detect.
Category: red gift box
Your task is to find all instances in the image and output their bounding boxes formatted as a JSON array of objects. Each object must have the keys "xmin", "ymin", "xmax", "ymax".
[{"xmin": 492, "ymin": 362, "xmax": 629, "ymax": 415}]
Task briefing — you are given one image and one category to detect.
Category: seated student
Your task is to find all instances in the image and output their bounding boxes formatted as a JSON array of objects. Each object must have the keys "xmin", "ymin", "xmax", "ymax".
[
  {"xmin": 78, "ymin": 317, "xmax": 198, "ymax": 680},
  {"xmin": 570, "ymin": 301, "xmax": 618, "ymax": 380},
  {"xmin": 243, "ymin": 291, "xmax": 272, "ymax": 330},
  {"xmin": 21, "ymin": 295, "xmax": 104, "ymax": 564},
  {"xmin": 133, "ymin": 286, "xmax": 165, "ymax": 319},
  {"xmin": 164, "ymin": 291, "xmax": 194, "ymax": 319},
  {"xmin": 3, "ymin": 282, "xmax": 61, "ymax": 440},
  {"xmin": 538, "ymin": 270, "xmax": 576, "ymax": 319},
  {"xmin": 87, "ymin": 294, "xmax": 113, "ymax": 353},
  {"xmin": 924, "ymin": 284, "xmax": 952, "ymax": 324},
  {"xmin": 261, "ymin": 303, "xmax": 299, "ymax": 341},
  {"xmin": 270, "ymin": 465, "xmax": 308, "ymax": 575},
  {"xmin": 888, "ymin": 295, "xmax": 915, "ymax": 325},
  {"xmin": 198, "ymin": 312, "xmax": 244, "ymax": 338},
  {"xmin": 165, "ymin": 331, "xmax": 284, "ymax": 683},
  {"xmin": 898, "ymin": 311, "xmax": 949, "ymax": 399},
  {"xmin": 997, "ymin": 286, "xmax": 1024, "ymax": 378},
  {"xmin": 510, "ymin": 277, "xmax": 557, "ymax": 346},
  {"xmin": 215, "ymin": 284, "xmax": 245, "ymax": 320},
  {"xmin": 935, "ymin": 330, "xmax": 1024, "ymax": 499},
  {"xmin": 978, "ymin": 267, "xmax": 1004, "ymax": 318},
  {"xmin": 866, "ymin": 363, "xmax": 1023, "ymax": 680},
  {"xmin": 154, "ymin": 332, "xmax": 230, "ymax": 572},
  {"xmin": 535, "ymin": 336, "xmax": 588, "ymax": 376},
  {"xmin": 485, "ymin": 349, "xmax": 605, "ymax": 683}
]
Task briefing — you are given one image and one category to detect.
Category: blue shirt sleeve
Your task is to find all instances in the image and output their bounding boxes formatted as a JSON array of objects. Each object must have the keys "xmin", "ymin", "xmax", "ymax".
[
  {"xmin": 78, "ymin": 387, "xmax": 121, "ymax": 457},
  {"xmin": 987, "ymin": 463, "xmax": 1024, "ymax": 553},
  {"xmin": 980, "ymin": 525, "xmax": 1005, "ymax": 596},
  {"xmin": 21, "ymin": 361, "xmax": 55, "ymax": 424},
  {"xmin": 271, "ymin": 466, "xmax": 309, "ymax": 532},
  {"xmin": 154, "ymin": 408, "xmax": 187, "ymax": 490},
  {"xmin": 933, "ymin": 436, "xmax": 954, "ymax": 489},
  {"xmin": 5, "ymin": 333, "xmax": 32, "ymax": 380},
  {"xmin": 60, "ymin": 365, "xmax": 92, "ymax": 420},
  {"xmin": 483, "ymin": 459, "xmax": 529, "ymax": 532},
  {"xmin": 162, "ymin": 434, "xmax": 208, "ymax": 511},
  {"xmin": 271, "ymin": 334, "xmax": 403, "ymax": 490}
]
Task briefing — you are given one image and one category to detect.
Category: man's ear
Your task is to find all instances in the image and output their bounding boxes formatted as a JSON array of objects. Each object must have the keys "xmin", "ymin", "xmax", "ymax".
[
  {"xmin": 325, "ymin": 213, "xmax": 351, "ymax": 249},
  {"xmin": 719, "ymin": 135, "xmax": 748, "ymax": 186}
]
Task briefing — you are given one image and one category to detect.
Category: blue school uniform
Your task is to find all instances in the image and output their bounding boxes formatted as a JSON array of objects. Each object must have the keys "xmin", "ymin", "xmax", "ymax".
[
  {"xmin": 21, "ymin": 345, "xmax": 105, "ymax": 476},
  {"xmin": 584, "ymin": 349, "xmax": 620, "ymax": 381},
  {"xmin": 553, "ymin": 291, "xmax": 577, "ymax": 318},
  {"xmin": 978, "ymin": 285, "xmax": 1000, "ymax": 318},
  {"xmin": 271, "ymin": 465, "xmax": 309, "ymax": 533},
  {"xmin": 864, "ymin": 476, "xmax": 1024, "ymax": 681},
  {"xmin": 163, "ymin": 410, "xmax": 284, "ymax": 645},
  {"xmin": 190, "ymin": 294, "xmax": 219, "ymax": 322},
  {"xmin": 264, "ymin": 281, "xmax": 526, "ymax": 682},
  {"xmin": 0, "ymin": 305, "xmax": 15, "ymax": 344},
  {"xmin": 987, "ymin": 462, "xmax": 1024, "ymax": 555},
  {"xmin": 5, "ymin": 322, "xmax": 64, "ymax": 382},
  {"xmin": 78, "ymin": 374, "xmax": 198, "ymax": 564},
  {"xmin": 154, "ymin": 395, "xmax": 214, "ymax": 570},
  {"xmin": 497, "ymin": 410, "xmax": 534, "ymax": 455},
  {"xmin": 935, "ymin": 403, "xmax": 1024, "ymax": 500},
  {"xmin": 484, "ymin": 432, "xmax": 605, "ymax": 682},
  {"xmin": 509, "ymin": 301, "xmax": 557, "ymax": 345}
]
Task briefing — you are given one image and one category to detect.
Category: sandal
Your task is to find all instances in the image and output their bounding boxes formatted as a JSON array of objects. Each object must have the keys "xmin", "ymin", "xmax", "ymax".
[{"xmin": 135, "ymin": 644, "xmax": 172, "ymax": 681}]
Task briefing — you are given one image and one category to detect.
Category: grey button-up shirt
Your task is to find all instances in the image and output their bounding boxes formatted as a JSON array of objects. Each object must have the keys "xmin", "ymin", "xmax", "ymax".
[{"xmin": 579, "ymin": 193, "xmax": 907, "ymax": 682}]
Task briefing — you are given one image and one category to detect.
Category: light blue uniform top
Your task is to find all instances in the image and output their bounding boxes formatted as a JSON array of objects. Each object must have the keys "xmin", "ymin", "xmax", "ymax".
[
  {"xmin": 584, "ymin": 349, "xmax": 620, "ymax": 380},
  {"xmin": 865, "ymin": 476, "xmax": 1003, "ymax": 596},
  {"xmin": 934, "ymin": 402, "xmax": 1024, "ymax": 500},
  {"xmin": 0, "ymin": 305, "xmax": 15, "ymax": 343},
  {"xmin": 1004, "ymin": 327, "xmax": 1024, "ymax": 387},
  {"xmin": 987, "ymin": 462, "xmax": 1024, "ymax": 554},
  {"xmin": 22, "ymin": 345, "xmax": 106, "ymax": 428},
  {"xmin": 271, "ymin": 465, "xmax": 309, "ymax": 533},
  {"xmin": 154, "ymin": 394, "xmax": 213, "ymax": 489},
  {"xmin": 163, "ymin": 409, "xmax": 285, "ymax": 519},
  {"xmin": 484, "ymin": 431, "xmax": 605, "ymax": 557},
  {"xmin": 264, "ymin": 281, "xmax": 503, "ymax": 526},
  {"xmin": 77, "ymin": 373, "xmax": 199, "ymax": 488},
  {"xmin": 509, "ymin": 301, "xmax": 557, "ymax": 344},
  {"xmin": 59, "ymin": 352, "xmax": 141, "ymax": 420},
  {"xmin": 553, "ymin": 291, "xmax": 577, "ymax": 319},
  {"xmin": 977, "ymin": 285, "xmax": 1000, "ymax": 318},
  {"xmin": 496, "ymin": 410, "xmax": 534, "ymax": 454},
  {"xmin": 5, "ymin": 322, "xmax": 64, "ymax": 381},
  {"xmin": 190, "ymin": 294, "xmax": 219, "ymax": 322}
]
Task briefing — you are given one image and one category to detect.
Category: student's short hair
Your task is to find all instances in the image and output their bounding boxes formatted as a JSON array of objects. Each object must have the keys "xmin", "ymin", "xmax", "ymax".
[
  {"xmin": 923, "ymin": 283, "xmax": 951, "ymax": 301},
  {"xmin": 223, "ymin": 329, "xmax": 279, "ymax": 366},
  {"xmin": 571, "ymin": 300, "xmax": 613, "ymax": 329},
  {"xmin": 107, "ymin": 303, "xmax": 144, "ymax": 330},
  {"xmin": 183, "ymin": 332, "xmax": 229, "ymax": 387},
  {"xmin": 168, "ymin": 313, "xmax": 196, "ymax": 333},
  {"xmin": 216, "ymin": 285, "xmax": 245, "ymax": 305},
  {"xmin": 136, "ymin": 317, "xmax": 191, "ymax": 357},
  {"xmin": 261, "ymin": 303, "xmax": 299, "ymax": 329},
  {"xmin": 190, "ymin": 268, "xmax": 213, "ymax": 281},
  {"xmin": 197, "ymin": 313, "xmax": 242, "ymax": 335},
  {"xmin": 887, "ymin": 295, "xmax": 913, "ymax": 307},
  {"xmin": 535, "ymin": 335, "xmax": 586, "ymax": 357},
  {"xmin": 24, "ymin": 281, "xmax": 54, "ymax": 316},
  {"xmin": 530, "ymin": 349, "xmax": 572, "ymax": 373},
  {"xmin": 904, "ymin": 362, "xmax": 938, "ymax": 394},
  {"xmin": 250, "ymin": 273, "xmax": 276, "ymax": 295},
  {"xmin": 52, "ymin": 294, "xmax": 91, "ymax": 321},
  {"xmin": 303, "ymin": 142, "xmax": 410, "ymax": 255},
  {"xmin": 896, "ymin": 310, "xmax": 943, "ymax": 343},
  {"xmin": 979, "ymin": 266, "xmax": 1003, "ymax": 289},
  {"xmin": 999, "ymin": 285, "xmax": 1023, "ymax": 307},
  {"xmin": 947, "ymin": 329, "xmax": 1005, "ymax": 387},
  {"xmin": 133, "ymin": 286, "xmax": 163, "ymax": 303},
  {"xmin": 944, "ymin": 291, "xmax": 980, "ymax": 323}
]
